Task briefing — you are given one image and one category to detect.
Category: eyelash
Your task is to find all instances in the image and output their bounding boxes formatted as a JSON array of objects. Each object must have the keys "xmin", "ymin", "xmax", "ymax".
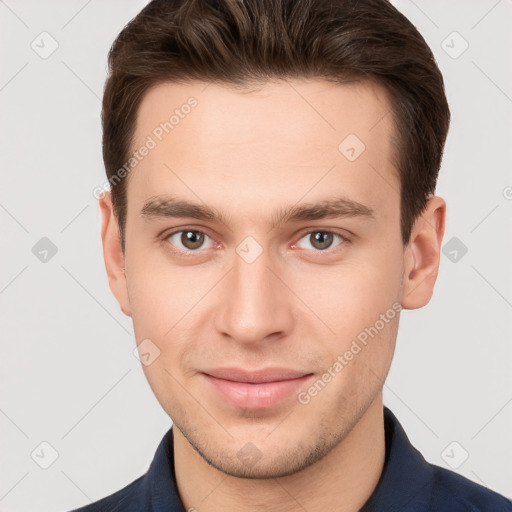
[{"xmin": 160, "ymin": 227, "xmax": 351, "ymax": 256}]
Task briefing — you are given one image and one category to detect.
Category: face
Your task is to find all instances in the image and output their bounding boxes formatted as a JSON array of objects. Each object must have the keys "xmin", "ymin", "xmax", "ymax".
[{"xmin": 100, "ymin": 79, "xmax": 444, "ymax": 478}]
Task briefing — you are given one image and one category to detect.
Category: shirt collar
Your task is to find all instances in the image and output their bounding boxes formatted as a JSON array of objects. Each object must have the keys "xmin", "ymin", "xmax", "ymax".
[
  {"xmin": 144, "ymin": 406, "xmax": 434, "ymax": 511},
  {"xmin": 360, "ymin": 406, "xmax": 434, "ymax": 511}
]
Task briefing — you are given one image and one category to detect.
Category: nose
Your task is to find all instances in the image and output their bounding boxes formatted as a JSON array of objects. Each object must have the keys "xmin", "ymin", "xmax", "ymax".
[{"xmin": 213, "ymin": 242, "xmax": 295, "ymax": 346}]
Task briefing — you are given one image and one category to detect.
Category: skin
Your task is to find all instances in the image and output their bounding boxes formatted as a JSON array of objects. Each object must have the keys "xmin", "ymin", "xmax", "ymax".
[{"xmin": 99, "ymin": 79, "xmax": 446, "ymax": 511}]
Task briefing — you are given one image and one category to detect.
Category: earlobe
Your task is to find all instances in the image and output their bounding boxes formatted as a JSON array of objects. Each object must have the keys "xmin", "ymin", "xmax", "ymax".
[
  {"xmin": 401, "ymin": 196, "xmax": 446, "ymax": 310},
  {"xmin": 99, "ymin": 192, "xmax": 132, "ymax": 317}
]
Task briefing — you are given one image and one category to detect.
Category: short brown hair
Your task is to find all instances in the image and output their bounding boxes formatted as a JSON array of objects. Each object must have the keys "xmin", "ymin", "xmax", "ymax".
[{"xmin": 102, "ymin": 0, "xmax": 450, "ymax": 253}]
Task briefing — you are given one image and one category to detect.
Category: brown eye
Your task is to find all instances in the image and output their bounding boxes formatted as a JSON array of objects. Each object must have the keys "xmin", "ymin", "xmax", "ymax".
[
  {"xmin": 166, "ymin": 230, "xmax": 213, "ymax": 252},
  {"xmin": 310, "ymin": 231, "xmax": 334, "ymax": 250},
  {"xmin": 295, "ymin": 231, "xmax": 346, "ymax": 252},
  {"xmin": 181, "ymin": 230, "xmax": 204, "ymax": 250}
]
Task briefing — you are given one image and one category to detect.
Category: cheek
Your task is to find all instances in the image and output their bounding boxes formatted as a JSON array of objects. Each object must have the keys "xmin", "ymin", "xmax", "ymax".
[
  {"xmin": 296, "ymin": 255, "xmax": 402, "ymax": 329},
  {"xmin": 127, "ymin": 264, "xmax": 186, "ymax": 337},
  {"xmin": 127, "ymin": 265, "xmax": 204, "ymax": 367},
  {"xmin": 295, "ymin": 251, "xmax": 402, "ymax": 382},
  {"xmin": 322, "ymin": 305, "xmax": 399, "ymax": 408}
]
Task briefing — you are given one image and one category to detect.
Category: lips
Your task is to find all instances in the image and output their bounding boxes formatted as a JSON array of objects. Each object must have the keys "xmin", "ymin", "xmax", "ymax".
[
  {"xmin": 200, "ymin": 367, "xmax": 314, "ymax": 410},
  {"xmin": 203, "ymin": 367, "xmax": 311, "ymax": 383}
]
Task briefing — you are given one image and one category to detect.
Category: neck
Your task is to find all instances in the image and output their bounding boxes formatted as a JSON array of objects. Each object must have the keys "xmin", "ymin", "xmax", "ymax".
[{"xmin": 173, "ymin": 396, "xmax": 386, "ymax": 512}]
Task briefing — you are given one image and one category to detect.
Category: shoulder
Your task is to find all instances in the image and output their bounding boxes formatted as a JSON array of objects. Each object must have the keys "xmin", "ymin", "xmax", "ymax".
[
  {"xmin": 430, "ymin": 463, "xmax": 512, "ymax": 511},
  {"xmin": 65, "ymin": 474, "xmax": 147, "ymax": 512},
  {"xmin": 64, "ymin": 426, "xmax": 181, "ymax": 512},
  {"xmin": 380, "ymin": 407, "xmax": 512, "ymax": 512}
]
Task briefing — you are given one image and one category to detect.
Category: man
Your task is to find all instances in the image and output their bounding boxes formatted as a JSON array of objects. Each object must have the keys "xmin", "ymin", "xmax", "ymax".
[{"xmin": 70, "ymin": 0, "xmax": 512, "ymax": 510}]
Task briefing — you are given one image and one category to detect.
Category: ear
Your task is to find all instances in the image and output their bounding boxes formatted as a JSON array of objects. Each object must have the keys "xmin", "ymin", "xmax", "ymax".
[
  {"xmin": 99, "ymin": 191, "xmax": 132, "ymax": 317},
  {"xmin": 401, "ymin": 195, "xmax": 446, "ymax": 310}
]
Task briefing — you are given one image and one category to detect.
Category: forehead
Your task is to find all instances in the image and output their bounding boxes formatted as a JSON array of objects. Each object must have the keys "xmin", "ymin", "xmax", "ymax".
[
  {"xmin": 134, "ymin": 78, "xmax": 395, "ymax": 149},
  {"xmin": 127, "ymin": 78, "xmax": 399, "ymax": 225}
]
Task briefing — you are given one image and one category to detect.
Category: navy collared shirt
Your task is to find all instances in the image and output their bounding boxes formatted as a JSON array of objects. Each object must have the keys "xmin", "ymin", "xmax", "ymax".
[{"xmin": 69, "ymin": 407, "xmax": 512, "ymax": 511}]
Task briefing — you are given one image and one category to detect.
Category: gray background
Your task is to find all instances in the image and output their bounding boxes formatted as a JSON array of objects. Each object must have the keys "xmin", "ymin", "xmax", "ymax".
[{"xmin": 1, "ymin": 0, "xmax": 511, "ymax": 510}]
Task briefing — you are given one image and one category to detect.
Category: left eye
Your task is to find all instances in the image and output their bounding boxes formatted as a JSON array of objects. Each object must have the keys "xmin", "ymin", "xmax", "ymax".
[
  {"xmin": 166, "ymin": 230, "xmax": 215, "ymax": 252},
  {"xmin": 295, "ymin": 231, "xmax": 346, "ymax": 251}
]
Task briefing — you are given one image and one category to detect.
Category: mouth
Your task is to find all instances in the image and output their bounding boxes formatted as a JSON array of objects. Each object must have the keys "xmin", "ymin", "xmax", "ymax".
[{"xmin": 200, "ymin": 367, "xmax": 315, "ymax": 410}]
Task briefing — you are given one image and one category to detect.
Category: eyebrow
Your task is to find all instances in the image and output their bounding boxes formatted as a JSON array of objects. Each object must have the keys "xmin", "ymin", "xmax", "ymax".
[{"xmin": 140, "ymin": 194, "xmax": 376, "ymax": 228}]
